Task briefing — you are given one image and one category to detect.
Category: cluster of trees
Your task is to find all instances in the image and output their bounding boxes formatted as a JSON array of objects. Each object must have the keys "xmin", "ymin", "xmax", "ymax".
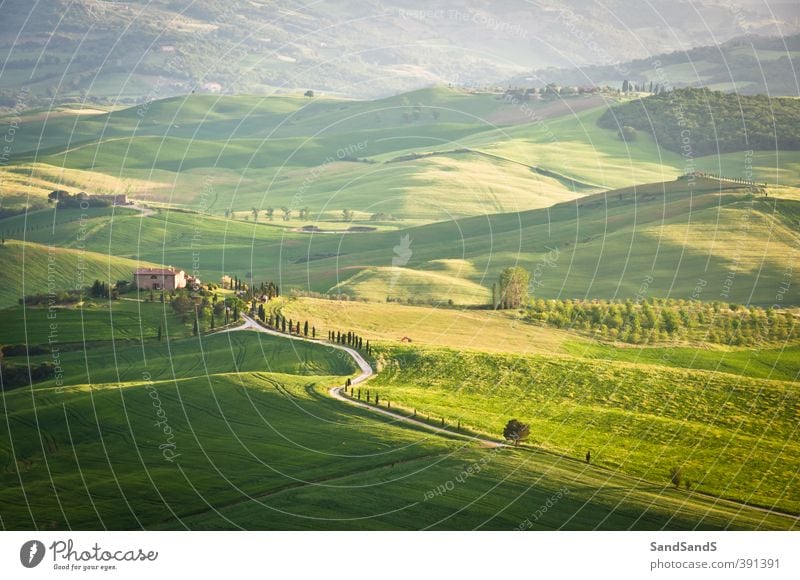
[
  {"xmin": 89, "ymin": 279, "xmax": 113, "ymax": 299},
  {"xmin": 385, "ymin": 296, "xmax": 455, "ymax": 307},
  {"xmin": 525, "ymin": 297, "xmax": 799, "ymax": 345},
  {"xmin": 502, "ymin": 84, "xmax": 606, "ymax": 101},
  {"xmin": 223, "ymin": 274, "xmax": 251, "ymax": 293},
  {"xmin": 492, "ymin": 267, "xmax": 530, "ymax": 310},
  {"xmin": 263, "ymin": 311, "xmax": 315, "ymax": 338},
  {"xmin": 21, "ymin": 279, "xmax": 133, "ymax": 306},
  {"xmin": 19, "ymin": 290, "xmax": 79, "ymax": 306},
  {"xmin": 598, "ymin": 88, "xmax": 800, "ymax": 155},
  {"xmin": 369, "ymin": 212, "xmax": 397, "ymax": 221},
  {"xmin": 400, "ymin": 103, "xmax": 439, "ymax": 123},
  {"xmin": 621, "ymin": 79, "xmax": 665, "ymax": 94},
  {"xmin": 254, "ymin": 281, "xmax": 279, "ymax": 299},
  {"xmin": 169, "ymin": 288, "xmax": 243, "ymax": 334},
  {"xmin": 327, "ymin": 329, "xmax": 371, "ymax": 353},
  {"xmin": 47, "ymin": 190, "xmax": 112, "ymax": 208},
  {"xmin": 0, "ymin": 362, "xmax": 55, "ymax": 391}
]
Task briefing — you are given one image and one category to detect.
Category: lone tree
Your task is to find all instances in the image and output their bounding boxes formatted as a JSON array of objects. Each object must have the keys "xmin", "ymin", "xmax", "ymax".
[
  {"xmin": 669, "ymin": 466, "xmax": 683, "ymax": 489},
  {"xmin": 497, "ymin": 267, "xmax": 530, "ymax": 309},
  {"xmin": 502, "ymin": 419, "xmax": 530, "ymax": 447}
]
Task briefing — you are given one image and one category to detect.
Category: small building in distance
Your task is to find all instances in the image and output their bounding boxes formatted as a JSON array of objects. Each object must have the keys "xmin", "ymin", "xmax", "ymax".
[{"xmin": 134, "ymin": 267, "xmax": 187, "ymax": 291}]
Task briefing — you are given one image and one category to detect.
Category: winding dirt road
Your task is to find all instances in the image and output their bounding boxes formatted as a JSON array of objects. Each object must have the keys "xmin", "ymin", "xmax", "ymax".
[
  {"xmin": 223, "ymin": 314, "xmax": 500, "ymax": 444},
  {"xmin": 216, "ymin": 315, "xmax": 800, "ymax": 520}
]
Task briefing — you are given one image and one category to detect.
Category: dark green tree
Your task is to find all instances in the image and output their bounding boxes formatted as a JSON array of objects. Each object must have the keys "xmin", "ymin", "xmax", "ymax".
[{"xmin": 503, "ymin": 419, "xmax": 530, "ymax": 447}]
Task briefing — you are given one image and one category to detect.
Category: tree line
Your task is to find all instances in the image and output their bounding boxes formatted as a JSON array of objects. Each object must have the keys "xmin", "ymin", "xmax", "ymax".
[
  {"xmin": 597, "ymin": 87, "xmax": 800, "ymax": 155},
  {"xmin": 525, "ymin": 297, "xmax": 798, "ymax": 345}
]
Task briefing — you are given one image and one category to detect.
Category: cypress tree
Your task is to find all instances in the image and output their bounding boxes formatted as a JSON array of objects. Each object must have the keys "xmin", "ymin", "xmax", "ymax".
[{"xmin": 304, "ymin": 321, "xmax": 309, "ymax": 336}]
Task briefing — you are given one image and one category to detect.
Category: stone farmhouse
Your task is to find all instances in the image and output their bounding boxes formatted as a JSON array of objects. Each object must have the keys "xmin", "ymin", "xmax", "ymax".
[{"xmin": 134, "ymin": 267, "xmax": 187, "ymax": 291}]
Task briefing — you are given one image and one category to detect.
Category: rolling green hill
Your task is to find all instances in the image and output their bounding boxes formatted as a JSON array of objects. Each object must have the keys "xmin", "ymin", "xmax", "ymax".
[
  {"xmin": 368, "ymin": 343, "xmax": 800, "ymax": 515},
  {"xmin": 0, "ymin": 239, "xmax": 163, "ymax": 308},
  {"xmin": 3, "ymin": 176, "xmax": 798, "ymax": 307},
  {"xmin": 4, "ymin": 88, "xmax": 800, "ymax": 227},
  {"xmin": 1, "ymin": 331, "xmax": 795, "ymax": 530}
]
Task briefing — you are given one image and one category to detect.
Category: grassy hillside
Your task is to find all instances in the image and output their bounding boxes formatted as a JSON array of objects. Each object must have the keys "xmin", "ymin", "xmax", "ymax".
[
  {"xmin": 3, "ymin": 89, "xmax": 605, "ymax": 221},
  {"xmin": 19, "ymin": 330, "xmax": 356, "ymax": 389},
  {"xmin": 368, "ymin": 344, "xmax": 800, "ymax": 516},
  {"xmin": 4, "ymin": 177, "xmax": 798, "ymax": 307},
  {"xmin": 273, "ymin": 297, "xmax": 577, "ymax": 356},
  {"xmin": 1, "ymin": 347, "xmax": 794, "ymax": 530},
  {"xmin": 5, "ymin": 89, "xmax": 800, "ymax": 225},
  {"xmin": 0, "ymin": 300, "xmax": 202, "ymax": 347},
  {"xmin": 273, "ymin": 297, "xmax": 800, "ymax": 381},
  {"xmin": 328, "ymin": 266, "xmax": 491, "ymax": 305},
  {"xmin": 0, "ymin": 238, "xmax": 163, "ymax": 308}
]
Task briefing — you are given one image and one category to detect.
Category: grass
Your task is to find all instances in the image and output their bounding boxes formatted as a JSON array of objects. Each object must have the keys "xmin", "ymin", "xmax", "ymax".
[
  {"xmin": 2, "ymin": 88, "xmax": 799, "ymax": 531},
  {"xmin": 273, "ymin": 297, "xmax": 576, "ymax": 355},
  {"xmin": 367, "ymin": 344, "xmax": 800, "ymax": 516},
  {"xmin": 20, "ymin": 329, "xmax": 356, "ymax": 389},
  {"xmin": 1, "ymin": 337, "xmax": 795, "ymax": 530},
  {"xmin": 6, "ymin": 89, "xmax": 798, "ymax": 225},
  {"xmin": 3, "ymin": 176, "xmax": 798, "ymax": 308},
  {"xmin": 564, "ymin": 340, "xmax": 800, "ymax": 382},
  {"xmin": 0, "ymin": 239, "xmax": 163, "ymax": 308},
  {"xmin": 328, "ymin": 266, "xmax": 491, "ymax": 305},
  {"xmin": 0, "ymin": 300, "xmax": 199, "ymax": 347}
]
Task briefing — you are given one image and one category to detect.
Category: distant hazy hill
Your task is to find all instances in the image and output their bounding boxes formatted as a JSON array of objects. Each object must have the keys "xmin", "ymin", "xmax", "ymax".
[
  {"xmin": 510, "ymin": 34, "xmax": 800, "ymax": 96},
  {"xmin": 1, "ymin": 0, "xmax": 798, "ymax": 106}
]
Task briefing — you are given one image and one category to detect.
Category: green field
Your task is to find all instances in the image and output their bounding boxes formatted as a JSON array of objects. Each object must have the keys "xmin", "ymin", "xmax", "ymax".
[
  {"xmin": 0, "ymin": 300, "xmax": 198, "ymax": 347},
  {"xmin": 366, "ymin": 343, "xmax": 800, "ymax": 516},
  {"xmin": 4, "ymin": 88, "xmax": 800, "ymax": 225},
  {"xmin": 0, "ymin": 237, "xmax": 164, "ymax": 308},
  {"xmin": 1, "ymin": 88, "xmax": 799, "ymax": 531},
  {"xmin": 2, "ymin": 176, "xmax": 798, "ymax": 308},
  {"xmin": 1, "ymin": 328, "xmax": 796, "ymax": 530}
]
